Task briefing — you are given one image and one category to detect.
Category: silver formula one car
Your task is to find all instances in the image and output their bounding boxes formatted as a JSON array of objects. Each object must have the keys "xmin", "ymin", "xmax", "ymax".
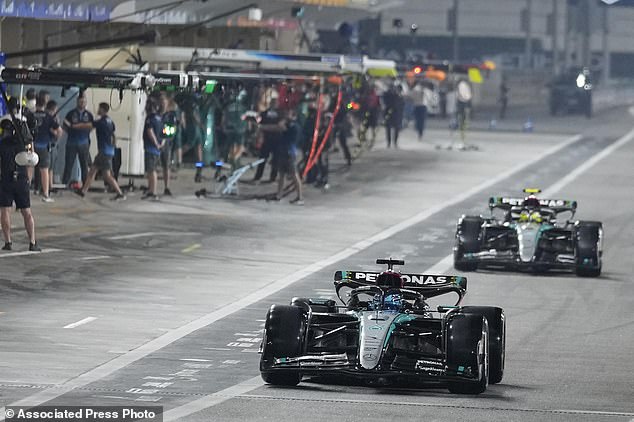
[
  {"xmin": 453, "ymin": 189, "xmax": 603, "ymax": 276},
  {"xmin": 259, "ymin": 259, "xmax": 505, "ymax": 394}
]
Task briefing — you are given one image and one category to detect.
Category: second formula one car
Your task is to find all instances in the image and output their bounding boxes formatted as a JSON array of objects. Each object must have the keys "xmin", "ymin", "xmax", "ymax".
[
  {"xmin": 259, "ymin": 258, "xmax": 505, "ymax": 394},
  {"xmin": 453, "ymin": 189, "xmax": 603, "ymax": 276}
]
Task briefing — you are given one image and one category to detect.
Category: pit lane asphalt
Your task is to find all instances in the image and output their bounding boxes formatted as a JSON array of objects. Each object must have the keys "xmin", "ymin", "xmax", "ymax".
[{"xmin": 1, "ymin": 106, "xmax": 633, "ymax": 421}]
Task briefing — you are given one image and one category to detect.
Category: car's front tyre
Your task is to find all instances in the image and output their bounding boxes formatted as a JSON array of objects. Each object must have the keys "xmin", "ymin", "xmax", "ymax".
[
  {"xmin": 260, "ymin": 305, "xmax": 306, "ymax": 386},
  {"xmin": 446, "ymin": 313, "xmax": 489, "ymax": 394},
  {"xmin": 575, "ymin": 221, "xmax": 602, "ymax": 277},
  {"xmin": 461, "ymin": 306, "xmax": 505, "ymax": 384}
]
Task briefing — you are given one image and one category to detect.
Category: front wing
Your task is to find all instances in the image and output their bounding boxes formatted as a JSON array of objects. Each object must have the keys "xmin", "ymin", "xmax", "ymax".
[
  {"xmin": 462, "ymin": 249, "xmax": 576, "ymax": 270},
  {"xmin": 264, "ymin": 354, "xmax": 480, "ymax": 384}
]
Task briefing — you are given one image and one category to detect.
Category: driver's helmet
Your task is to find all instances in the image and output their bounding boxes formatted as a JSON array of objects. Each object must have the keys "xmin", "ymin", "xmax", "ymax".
[
  {"xmin": 376, "ymin": 270, "xmax": 403, "ymax": 289},
  {"xmin": 383, "ymin": 292, "xmax": 403, "ymax": 311},
  {"xmin": 523, "ymin": 195, "xmax": 541, "ymax": 209},
  {"xmin": 529, "ymin": 211, "xmax": 542, "ymax": 223}
]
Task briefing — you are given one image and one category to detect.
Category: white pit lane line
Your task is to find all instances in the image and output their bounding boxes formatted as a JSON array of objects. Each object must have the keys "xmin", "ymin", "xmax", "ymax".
[
  {"xmin": 63, "ymin": 317, "xmax": 97, "ymax": 329},
  {"xmin": 163, "ymin": 376, "xmax": 264, "ymax": 421},
  {"xmin": 106, "ymin": 232, "xmax": 198, "ymax": 241},
  {"xmin": 174, "ymin": 394, "xmax": 634, "ymax": 419},
  {"xmin": 0, "ymin": 248, "xmax": 62, "ymax": 258},
  {"xmin": 0, "ymin": 132, "xmax": 597, "ymax": 421}
]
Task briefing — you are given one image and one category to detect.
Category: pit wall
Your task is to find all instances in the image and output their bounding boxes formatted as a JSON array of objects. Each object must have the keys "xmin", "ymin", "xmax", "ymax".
[{"xmin": 475, "ymin": 70, "xmax": 634, "ymax": 112}]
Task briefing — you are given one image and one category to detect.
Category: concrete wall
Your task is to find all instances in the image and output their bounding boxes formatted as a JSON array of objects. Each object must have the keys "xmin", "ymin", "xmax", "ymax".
[
  {"xmin": 593, "ymin": 84, "xmax": 634, "ymax": 111},
  {"xmin": 477, "ymin": 69, "xmax": 634, "ymax": 112}
]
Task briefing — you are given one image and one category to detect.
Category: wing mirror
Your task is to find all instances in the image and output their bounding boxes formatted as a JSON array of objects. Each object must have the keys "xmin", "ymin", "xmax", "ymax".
[{"xmin": 437, "ymin": 305, "xmax": 459, "ymax": 313}]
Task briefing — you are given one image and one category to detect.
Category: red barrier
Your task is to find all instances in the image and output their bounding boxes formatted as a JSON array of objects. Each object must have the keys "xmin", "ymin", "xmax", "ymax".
[
  {"xmin": 302, "ymin": 93, "xmax": 324, "ymax": 179},
  {"xmin": 305, "ymin": 88, "xmax": 342, "ymax": 176}
]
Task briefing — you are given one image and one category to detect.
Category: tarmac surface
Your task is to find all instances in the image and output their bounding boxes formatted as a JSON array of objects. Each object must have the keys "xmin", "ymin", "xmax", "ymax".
[{"xmin": 1, "ymin": 105, "xmax": 633, "ymax": 421}]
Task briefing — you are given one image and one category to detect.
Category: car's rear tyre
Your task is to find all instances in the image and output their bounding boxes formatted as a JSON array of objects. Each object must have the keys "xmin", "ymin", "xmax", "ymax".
[
  {"xmin": 575, "ymin": 221, "xmax": 602, "ymax": 277},
  {"xmin": 446, "ymin": 313, "xmax": 489, "ymax": 394},
  {"xmin": 454, "ymin": 216, "xmax": 482, "ymax": 272},
  {"xmin": 260, "ymin": 305, "xmax": 306, "ymax": 386},
  {"xmin": 461, "ymin": 306, "xmax": 505, "ymax": 384}
]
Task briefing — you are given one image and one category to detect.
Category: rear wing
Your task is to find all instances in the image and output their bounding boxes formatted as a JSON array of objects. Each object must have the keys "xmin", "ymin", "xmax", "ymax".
[
  {"xmin": 334, "ymin": 270, "xmax": 466, "ymax": 299},
  {"xmin": 489, "ymin": 196, "xmax": 577, "ymax": 213}
]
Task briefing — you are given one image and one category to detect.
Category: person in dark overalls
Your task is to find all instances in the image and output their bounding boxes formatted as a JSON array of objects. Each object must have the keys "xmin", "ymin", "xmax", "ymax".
[
  {"xmin": 62, "ymin": 95, "xmax": 94, "ymax": 186},
  {"xmin": 384, "ymin": 84, "xmax": 405, "ymax": 148},
  {"xmin": 0, "ymin": 109, "xmax": 41, "ymax": 252},
  {"xmin": 252, "ymin": 96, "xmax": 281, "ymax": 184}
]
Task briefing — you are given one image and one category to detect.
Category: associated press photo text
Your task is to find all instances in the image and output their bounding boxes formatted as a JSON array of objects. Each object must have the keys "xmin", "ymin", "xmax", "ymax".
[{"xmin": 4, "ymin": 406, "xmax": 162, "ymax": 422}]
